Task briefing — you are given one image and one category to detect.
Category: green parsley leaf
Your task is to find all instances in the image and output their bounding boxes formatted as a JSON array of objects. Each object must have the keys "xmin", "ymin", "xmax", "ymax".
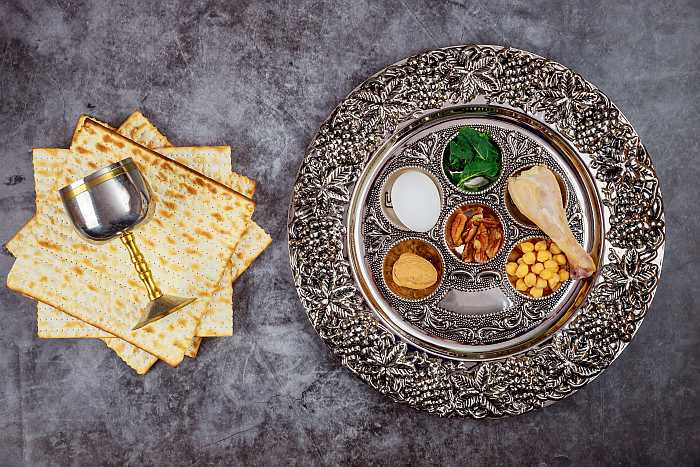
[{"xmin": 443, "ymin": 127, "xmax": 502, "ymax": 191}]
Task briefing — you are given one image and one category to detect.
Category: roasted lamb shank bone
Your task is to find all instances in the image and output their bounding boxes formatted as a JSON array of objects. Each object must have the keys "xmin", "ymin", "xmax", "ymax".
[{"xmin": 507, "ymin": 165, "xmax": 596, "ymax": 279}]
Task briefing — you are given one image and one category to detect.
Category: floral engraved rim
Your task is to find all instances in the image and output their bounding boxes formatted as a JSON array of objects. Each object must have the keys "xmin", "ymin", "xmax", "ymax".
[{"xmin": 288, "ymin": 45, "xmax": 665, "ymax": 418}]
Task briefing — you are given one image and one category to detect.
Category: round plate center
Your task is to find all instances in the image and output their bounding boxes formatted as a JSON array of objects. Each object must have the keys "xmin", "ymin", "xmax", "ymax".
[{"xmin": 348, "ymin": 105, "xmax": 603, "ymax": 360}]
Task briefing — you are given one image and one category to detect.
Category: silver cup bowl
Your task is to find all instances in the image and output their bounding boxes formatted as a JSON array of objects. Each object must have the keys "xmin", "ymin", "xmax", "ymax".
[
  {"xmin": 60, "ymin": 158, "xmax": 151, "ymax": 241},
  {"xmin": 59, "ymin": 158, "xmax": 196, "ymax": 330}
]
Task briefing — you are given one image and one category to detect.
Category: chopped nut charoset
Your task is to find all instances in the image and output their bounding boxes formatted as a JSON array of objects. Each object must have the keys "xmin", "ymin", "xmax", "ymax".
[{"xmin": 446, "ymin": 205, "xmax": 503, "ymax": 264}]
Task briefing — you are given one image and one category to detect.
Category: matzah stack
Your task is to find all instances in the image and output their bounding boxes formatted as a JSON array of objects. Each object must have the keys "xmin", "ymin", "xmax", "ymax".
[{"xmin": 6, "ymin": 111, "xmax": 271, "ymax": 373}]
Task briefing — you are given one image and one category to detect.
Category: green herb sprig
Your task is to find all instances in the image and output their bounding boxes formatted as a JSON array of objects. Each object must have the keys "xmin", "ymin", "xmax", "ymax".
[{"xmin": 444, "ymin": 127, "xmax": 502, "ymax": 191}]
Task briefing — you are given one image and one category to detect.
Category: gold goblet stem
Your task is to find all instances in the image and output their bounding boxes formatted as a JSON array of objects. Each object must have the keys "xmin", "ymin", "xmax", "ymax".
[{"xmin": 120, "ymin": 231, "xmax": 163, "ymax": 301}]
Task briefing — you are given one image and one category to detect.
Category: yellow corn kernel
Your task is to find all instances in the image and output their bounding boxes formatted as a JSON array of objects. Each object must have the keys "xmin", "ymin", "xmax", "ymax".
[
  {"xmin": 540, "ymin": 269, "xmax": 554, "ymax": 280},
  {"xmin": 534, "ymin": 240, "xmax": 548, "ymax": 251},
  {"xmin": 524, "ymin": 272, "xmax": 537, "ymax": 287},
  {"xmin": 520, "ymin": 241, "xmax": 535, "ymax": 253},
  {"xmin": 536, "ymin": 277, "xmax": 547, "ymax": 289},
  {"xmin": 548, "ymin": 275, "xmax": 560, "ymax": 289},
  {"xmin": 506, "ymin": 262, "xmax": 518, "ymax": 276},
  {"xmin": 515, "ymin": 278, "xmax": 527, "ymax": 291},
  {"xmin": 559, "ymin": 269, "xmax": 570, "ymax": 281},
  {"xmin": 515, "ymin": 263, "xmax": 529, "ymax": 278},
  {"xmin": 554, "ymin": 253, "xmax": 567, "ymax": 265},
  {"xmin": 549, "ymin": 243, "xmax": 561, "ymax": 254},
  {"xmin": 529, "ymin": 286, "xmax": 544, "ymax": 298},
  {"xmin": 544, "ymin": 259, "xmax": 559, "ymax": 271},
  {"xmin": 536, "ymin": 250, "xmax": 552, "ymax": 262},
  {"xmin": 531, "ymin": 262, "xmax": 544, "ymax": 275},
  {"xmin": 522, "ymin": 251, "xmax": 536, "ymax": 265}
]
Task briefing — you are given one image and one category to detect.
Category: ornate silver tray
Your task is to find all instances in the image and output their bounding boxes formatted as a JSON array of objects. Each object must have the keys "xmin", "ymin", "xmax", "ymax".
[{"xmin": 288, "ymin": 45, "xmax": 665, "ymax": 417}]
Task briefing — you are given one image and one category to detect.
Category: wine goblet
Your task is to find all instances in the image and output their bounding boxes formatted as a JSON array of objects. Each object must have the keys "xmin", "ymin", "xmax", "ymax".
[{"xmin": 59, "ymin": 157, "xmax": 196, "ymax": 330}]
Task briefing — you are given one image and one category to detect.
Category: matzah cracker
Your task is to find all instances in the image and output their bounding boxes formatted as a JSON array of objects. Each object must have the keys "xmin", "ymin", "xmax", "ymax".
[
  {"xmin": 9, "ymin": 113, "xmax": 270, "ymax": 373},
  {"xmin": 28, "ymin": 145, "xmax": 261, "ymax": 339},
  {"xmin": 103, "ymin": 338, "xmax": 158, "ymax": 375},
  {"xmin": 31, "ymin": 122, "xmax": 261, "ymax": 341},
  {"xmin": 158, "ymin": 146, "xmax": 255, "ymax": 199},
  {"xmin": 34, "ymin": 223, "xmax": 270, "ymax": 337},
  {"xmin": 118, "ymin": 111, "xmax": 171, "ymax": 149},
  {"xmin": 197, "ymin": 223, "xmax": 271, "ymax": 335},
  {"xmin": 7, "ymin": 118, "xmax": 255, "ymax": 366}
]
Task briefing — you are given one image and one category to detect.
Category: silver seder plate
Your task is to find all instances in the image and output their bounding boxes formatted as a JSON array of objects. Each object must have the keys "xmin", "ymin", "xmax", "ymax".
[{"xmin": 288, "ymin": 45, "xmax": 665, "ymax": 418}]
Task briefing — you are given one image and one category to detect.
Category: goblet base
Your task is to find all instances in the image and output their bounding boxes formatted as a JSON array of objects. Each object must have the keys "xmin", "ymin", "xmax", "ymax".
[{"xmin": 132, "ymin": 295, "xmax": 197, "ymax": 330}]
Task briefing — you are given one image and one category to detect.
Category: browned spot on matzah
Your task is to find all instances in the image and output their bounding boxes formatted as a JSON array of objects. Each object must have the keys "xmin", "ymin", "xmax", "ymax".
[
  {"xmin": 182, "ymin": 184, "xmax": 196, "ymax": 195},
  {"xmin": 87, "ymin": 161, "xmax": 98, "ymax": 169},
  {"xmin": 76, "ymin": 146, "xmax": 90, "ymax": 154},
  {"xmin": 163, "ymin": 200, "xmax": 176, "ymax": 210},
  {"xmin": 193, "ymin": 178, "xmax": 205, "ymax": 187},
  {"xmin": 39, "ymin": 276, "xmax": 48, "ymax": 283},
  {"xmin": 116, "ymin": 299, "xmax": 124, "ymax": 308},
  {"xmin": 194, "ymin": 228, "xmax": 212, "ymax": 240},
  {"xmin": 111, "ymin": 341, "xmax": 125, "ymax": 351},
  {"xmin": 153, "ymin": 218, "xmax": 164, "ymax": 227},
  {"xmin": 95, "ymin": 143, "xmax": 108, "ymax": 153},
  {"xmin": 160, "ymin": 209, "xmax": 173, "ymax": 219},
  {"xmin": 214, "ymin": 226, "xmax": 229, "ymax": 236},
  {"xmin": 37, "ymin": 239, "xmax": 61, "ymax": 252},
  {"xmin": 74, "ymin": 243, "xmax": 91, "ymax": 252},
  {"xmin": 72, "ymin": 266, "xmax": 83, "ymax": 276},
  {"xmin": 185, "ymin": 248, "xmax": 197, "ymax": 255},
  {"xmin": 87, "ymin": 284, "xmax": 97, "ymax": 292},
  {"xmin": 144, "ymin": 238, "xmax": 155, "ymax": 249},
  {"xmin": 166, "ymin": 236, "xmax": 176, "ymax": 245},
  {"xmin": 183, "ymin": 232, "xmax": 194, "ymax": 242},
  {"xmin": 127, "ymin": 279, "xmax": 139, "ymax": 288},
  {"xmin": 165, "ymin": 189, "xmax": 185, "ymax": 200},
  {"xmin": 212, "ymin": 212, "xmax": 223, "ymax": 222},
  {"xmin": 102, "ymin": 134, "xmax": 124, "ymax": 148}
]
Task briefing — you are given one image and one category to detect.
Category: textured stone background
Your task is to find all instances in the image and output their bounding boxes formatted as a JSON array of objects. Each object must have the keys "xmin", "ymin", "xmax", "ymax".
[{"xmin": 0, "ymin": 0, "xmax": 698, "ymax": 465}]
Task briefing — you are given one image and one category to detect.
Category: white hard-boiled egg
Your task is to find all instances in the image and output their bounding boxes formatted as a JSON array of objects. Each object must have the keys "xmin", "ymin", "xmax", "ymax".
[{"xmin": 390, "ymin": 170, "xmax": 441, "ymax": 232}]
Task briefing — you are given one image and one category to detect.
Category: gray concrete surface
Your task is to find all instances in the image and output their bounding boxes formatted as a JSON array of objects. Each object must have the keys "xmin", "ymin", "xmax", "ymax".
[{"xmin": 0, "ymin": 0, "xmax": 698, "ymax": 465}]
